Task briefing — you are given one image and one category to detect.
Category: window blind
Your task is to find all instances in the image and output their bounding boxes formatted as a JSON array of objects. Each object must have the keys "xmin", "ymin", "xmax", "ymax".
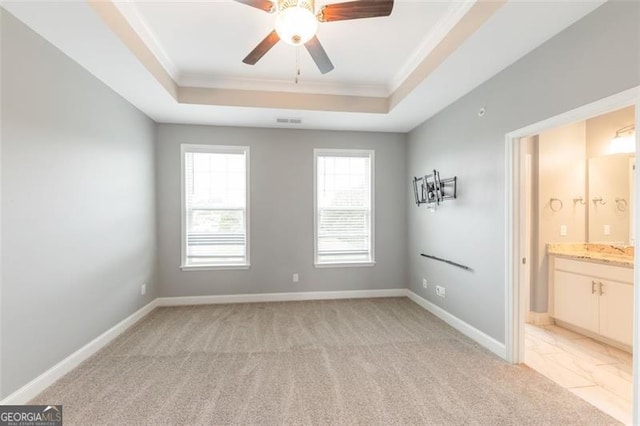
[
  {"xmin": 316, "ymin": 151, "xmax": 373, "ymax": 264},
  {"xmin": 183, "ymin": 146, "xmax": 248, "ymax": 267}
]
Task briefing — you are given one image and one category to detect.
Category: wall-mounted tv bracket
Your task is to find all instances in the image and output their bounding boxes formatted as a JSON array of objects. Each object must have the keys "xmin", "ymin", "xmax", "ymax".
[{"xmin": 413, "ymin": 170, "xmax": 457, "ymax": 207}]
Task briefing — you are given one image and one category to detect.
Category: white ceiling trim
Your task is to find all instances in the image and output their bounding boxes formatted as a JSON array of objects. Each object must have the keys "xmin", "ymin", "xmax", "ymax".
[
  {"xmin": 389, "ymin": 0, "xmax": 476, "ymax": 93},
  {"xmin": 390, "ymin": 0, "xmax": 505, "ymax": 109},
  {"xmin": 178, "ymin": 86, "xmax": 388, "ymax": 112},
  {"xmin": 178, "ymin": 73, "xmax": 390, "ymax": 97},
  {"xmin": 88, "ymin": 0, "xmax": 178, "ymax": 99},
  {"xmin": 112, "ymin": 0, "xmax": 180, "ymax": 81}
]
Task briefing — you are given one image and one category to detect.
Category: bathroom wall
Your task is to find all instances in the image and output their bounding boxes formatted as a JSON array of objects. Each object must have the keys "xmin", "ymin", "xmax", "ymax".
[
  {"xmin": 534, "ymin": 122, "xmax": 587, "ymax": 312},
  {"xmin": 586, "ymin": 106, "xmax": 636, "ymax": 244},
  {"xmin": 586, "ymin": 106, "xmax": 636, "ymax": 158}
]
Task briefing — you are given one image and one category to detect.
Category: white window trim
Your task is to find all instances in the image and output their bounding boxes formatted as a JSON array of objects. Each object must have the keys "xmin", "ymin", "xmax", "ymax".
[
  {"xmin": 180, "ymin": 143, "xmax": 250, "ymax": 271},
  {"xmin": 313, "ymin": 148, "xmax": 375, "ymax": 268}
]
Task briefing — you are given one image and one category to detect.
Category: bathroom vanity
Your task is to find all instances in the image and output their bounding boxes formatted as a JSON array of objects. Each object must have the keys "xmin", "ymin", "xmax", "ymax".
[{"xmin": 548, "ymin": 244, "xmax": 633, "ymax": 350}]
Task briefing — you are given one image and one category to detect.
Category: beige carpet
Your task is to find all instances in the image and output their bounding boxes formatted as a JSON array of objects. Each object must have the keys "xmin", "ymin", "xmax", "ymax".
[{"xmin": 31, "ymin": 298, "xmax": 618, "ymax": 425}]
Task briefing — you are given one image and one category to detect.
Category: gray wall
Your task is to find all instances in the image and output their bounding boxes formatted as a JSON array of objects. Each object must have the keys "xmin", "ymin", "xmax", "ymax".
[
  {"xmin": 1, "ymin": 10, "xmax": 158, "ymax": 398},
  {"xmin": 407, "ymin": 0, "xmax": 640, "ymax": 343},
  {"xmin": 156, "ymin": 124, "xmax": 407, "ymax": 297}
]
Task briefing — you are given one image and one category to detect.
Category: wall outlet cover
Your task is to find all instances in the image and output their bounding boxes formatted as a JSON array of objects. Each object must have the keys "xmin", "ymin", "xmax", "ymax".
[
  {"xmin": 436, "ymin": 285, "xmax": 446, "ymax": 298},
  {"xmin": 293, "ymin": 273, "xmax": 299, "ymax": 283},
  {"xmin": 422, "ymin": 278, "xmax": 428, "ymax": 289},
  {"xmin": 141, "ymin": 283, "xmax": 146, "ymax": 295},
  {"xmin": 560, "ymin": 225, "xmax": 567, "ymax": 236}
]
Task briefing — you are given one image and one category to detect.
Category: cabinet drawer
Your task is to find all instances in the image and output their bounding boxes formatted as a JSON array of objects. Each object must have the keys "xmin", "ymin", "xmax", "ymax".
[{"xmin": 554, "ymin": 257, "xmax": 633, "ymax": 283}]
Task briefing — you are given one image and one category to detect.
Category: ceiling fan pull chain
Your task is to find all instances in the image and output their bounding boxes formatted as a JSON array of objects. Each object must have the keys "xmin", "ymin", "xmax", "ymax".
[{"xmin": 295, "ymin": 46, "xmax": 300, "ymax": 84}]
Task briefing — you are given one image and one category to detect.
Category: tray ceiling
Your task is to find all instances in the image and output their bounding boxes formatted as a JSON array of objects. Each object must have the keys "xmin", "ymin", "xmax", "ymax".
[
  {"xmin": 2, "ymin": 0, "xmax": 607, "ymax": 132},
  {"xmin": 117, "ymin": 0, "xmax": 461, "ymax": 96}
]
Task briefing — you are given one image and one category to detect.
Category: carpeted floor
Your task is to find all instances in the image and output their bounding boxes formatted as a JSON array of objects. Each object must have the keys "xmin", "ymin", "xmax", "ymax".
[{"xmin": 31, "ymin": 298, "xmax": 619, "ymax": 425}]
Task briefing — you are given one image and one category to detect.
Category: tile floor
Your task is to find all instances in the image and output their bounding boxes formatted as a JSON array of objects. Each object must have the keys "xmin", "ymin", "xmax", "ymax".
[{"xmin": 525, "ymin": 323, "xmax": 632, "ymax": 425}]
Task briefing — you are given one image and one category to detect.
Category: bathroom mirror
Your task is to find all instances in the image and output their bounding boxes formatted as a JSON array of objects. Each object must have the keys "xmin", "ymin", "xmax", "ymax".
[{"xmin": 588, "ymin": 153, "xmax": 635, "ymax": 245}]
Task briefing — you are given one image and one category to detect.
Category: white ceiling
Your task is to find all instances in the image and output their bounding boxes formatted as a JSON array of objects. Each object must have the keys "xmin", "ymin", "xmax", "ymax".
[
  {"xmin": 3, "ymin": 0, "xmax": 606, "ymax": 132},
  {"xmin": 121, "ymin": 0, "xmax": 459, "ymax": 96}
]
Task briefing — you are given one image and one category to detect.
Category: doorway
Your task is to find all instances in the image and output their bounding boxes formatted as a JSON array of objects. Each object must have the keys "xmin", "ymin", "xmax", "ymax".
[{"xmin": 505, "ymin": 87, "xmax": 640, "ymax": 424}]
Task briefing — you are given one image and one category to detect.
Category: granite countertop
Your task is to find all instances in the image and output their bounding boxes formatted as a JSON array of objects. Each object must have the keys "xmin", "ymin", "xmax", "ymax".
[{"xmin": 547, "ymin": 243, "xmax": 634, "ymax": 268}]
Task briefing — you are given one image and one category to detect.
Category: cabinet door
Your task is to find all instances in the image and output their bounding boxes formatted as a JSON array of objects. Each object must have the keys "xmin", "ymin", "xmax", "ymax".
[
  {"xmin": 599, "ymin": 280, "xmax": 634, "ymax": 346},
  {"xmin": 554, "ymin": 271, "xmax": 599, "ymax": 334}
]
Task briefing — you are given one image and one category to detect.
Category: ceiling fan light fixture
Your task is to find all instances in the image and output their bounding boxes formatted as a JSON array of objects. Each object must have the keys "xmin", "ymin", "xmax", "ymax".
[{"xmin": 275, "ymin": 1, "xmax": 318, "ymax": 45}]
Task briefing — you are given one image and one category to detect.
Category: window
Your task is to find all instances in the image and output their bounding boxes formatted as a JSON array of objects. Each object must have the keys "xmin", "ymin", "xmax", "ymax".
[
  {"xmin": 181, "ymin": 144, "xmax": 249, "ymax": 270},
  {"xmin": 314, "ymin": 149, "xmax": 374, "ymax": 266}
]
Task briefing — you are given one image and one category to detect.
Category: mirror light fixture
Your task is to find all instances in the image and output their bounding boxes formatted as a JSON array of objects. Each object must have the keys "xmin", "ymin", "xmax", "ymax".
[
  {"xmin": 275, "ymin": 0, "xmax": 318, "ymax": 45},
  {"xmin": 609, "ymin": 124, "xmax": 636, "ymax": 154}
]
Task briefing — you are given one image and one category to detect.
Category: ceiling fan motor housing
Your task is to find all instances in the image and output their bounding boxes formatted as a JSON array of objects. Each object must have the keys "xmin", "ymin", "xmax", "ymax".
[
  {"xmin": 239, "ymin": 0, "xmax": 392, "ymax": 73},
  {"xmin": 275, "ymin": 0, "xmax": 318, "ymax": 45}
]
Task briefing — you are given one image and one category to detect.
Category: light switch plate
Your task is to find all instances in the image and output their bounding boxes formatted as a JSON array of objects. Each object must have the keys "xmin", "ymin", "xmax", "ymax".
[
  {"xmin": 604, "ymin": 225, "xmax": 611, "ymax": 235},
  {"xmin": 560, "ymin": 225, "xmax": 567, "ymax": 236}
]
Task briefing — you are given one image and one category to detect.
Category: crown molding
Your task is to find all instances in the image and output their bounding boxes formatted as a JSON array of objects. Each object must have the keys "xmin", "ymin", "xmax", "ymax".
[{"xmin": 178, "ymin": 72, "xmax": 390, "ymax": 98}]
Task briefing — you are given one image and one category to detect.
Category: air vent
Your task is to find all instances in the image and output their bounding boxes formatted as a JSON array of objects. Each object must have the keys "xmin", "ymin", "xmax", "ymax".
[{"xmin": 276, "ymin": 117, "xmax": 302, "ymax": 125}]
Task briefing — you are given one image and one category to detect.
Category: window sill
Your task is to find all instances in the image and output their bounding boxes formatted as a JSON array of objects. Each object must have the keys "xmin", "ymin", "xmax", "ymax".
[
  {"xmin": 314, "ymin": 261, "xmax": 376, "ymax": 269},
  {"xmin": 180, "ymin": 264, "xmax": 250, "ymax": 271}
]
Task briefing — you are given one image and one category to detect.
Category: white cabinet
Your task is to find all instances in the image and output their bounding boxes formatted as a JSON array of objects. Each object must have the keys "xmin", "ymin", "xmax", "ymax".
[
  {"xmin": 599, "ymin": 279, "xmax": 634, "ymax": 345},
  {"xmin": 550, "ymin": 257, "xmax": 633, "ymax": 347},
  {"xmin": 553, "ymin": 271, "xmax": 600, "ymax": 334}
]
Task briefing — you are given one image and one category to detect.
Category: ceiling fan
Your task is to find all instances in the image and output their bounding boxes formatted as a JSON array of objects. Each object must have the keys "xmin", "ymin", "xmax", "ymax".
[{"xmin": 234, "ymin": 0, "xmax": 394, "ymax": 74}]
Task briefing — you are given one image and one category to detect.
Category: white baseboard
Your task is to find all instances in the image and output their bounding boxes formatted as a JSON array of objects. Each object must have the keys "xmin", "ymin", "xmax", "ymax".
[
  {"xmin": 406, "ymin": 290, "xmax": 507, "ymax": 360},
  {"xmin": 157, "ymin": 288, "xmax": 407, "ymax": 306},
  {"xmin": 0, "ymin": 299, "xmax": 159, "ymax": 405},
  {"xmin": 526, "ymin": 311, "xmax": 553, "ymax": 326}
]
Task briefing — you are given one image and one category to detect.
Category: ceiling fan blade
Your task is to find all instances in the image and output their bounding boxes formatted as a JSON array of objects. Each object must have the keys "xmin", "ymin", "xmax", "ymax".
[
  {"xmin": 243, "ymin": 30, "xmax": 280, "ymax": 65},
  {"xmin": 319, "ymin": 0, "xmax": 394, "ymax": 22},
  {"xmin": 304, "ymin": 36, "xmax": 334, "ymax": 74},
  {"xmin": 233, "ymin": 0, "xmax": 274, "ymax": 13}
]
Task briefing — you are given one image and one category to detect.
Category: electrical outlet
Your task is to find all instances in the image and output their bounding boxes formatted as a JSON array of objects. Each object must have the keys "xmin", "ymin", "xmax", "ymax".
[
  {"xmin": 141, "ymin": 283, "xmax": 146, "ymax": 295},
  {"xmin": 560, "ymin": 225, "xmax": 567, "ymax": 236},
  {"xmin": 435, "ymin": 285, "xmax": 446, "ymax": 298},
  {"xmin": 604, "ymin": 225, "xmax": 611, "ymax": 235},
  {"xmin": 422, "ymin": 278, "xmax": 428, "ymax": 289},
  {"xmin": 293, "ymin": 273, "xmax": 299, "ymax": 283}
]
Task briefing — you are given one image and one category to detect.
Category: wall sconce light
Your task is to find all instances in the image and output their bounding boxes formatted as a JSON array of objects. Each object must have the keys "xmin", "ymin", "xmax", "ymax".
[{"xmin": 609, "ymin": 124, "xmax": 636, "ymax": 154}]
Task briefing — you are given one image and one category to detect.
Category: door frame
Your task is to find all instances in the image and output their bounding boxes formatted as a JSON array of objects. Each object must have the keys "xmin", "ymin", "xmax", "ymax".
[{"xmin": 504, "ymin": 86, "xmax": 640, "ymax": 420}]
